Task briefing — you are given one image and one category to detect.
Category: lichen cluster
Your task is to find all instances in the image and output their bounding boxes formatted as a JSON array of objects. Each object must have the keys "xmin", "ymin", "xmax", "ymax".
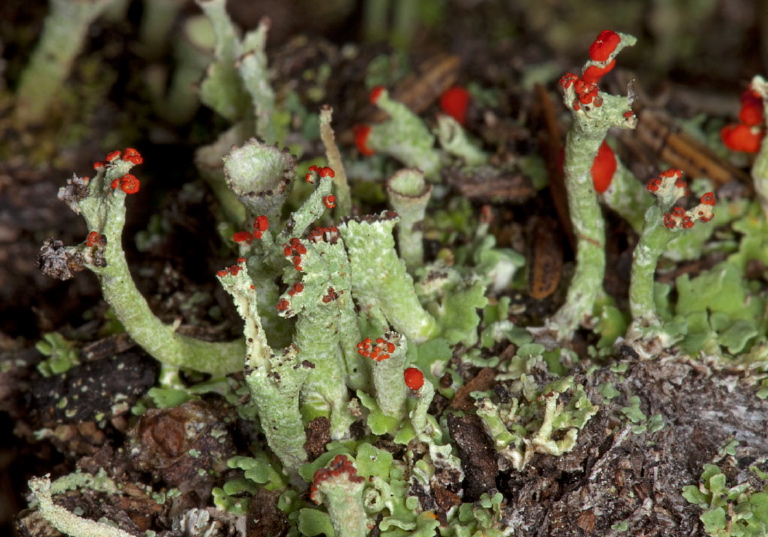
[{"xmin": 23, "ymin": 2, "xmax": 768, "ymax": 535}]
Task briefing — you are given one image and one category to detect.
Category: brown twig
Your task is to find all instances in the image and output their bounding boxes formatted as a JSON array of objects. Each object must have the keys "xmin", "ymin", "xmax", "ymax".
[{"xmin": 533, "ymin": 83, "xmax": 575, "ymax": 251}]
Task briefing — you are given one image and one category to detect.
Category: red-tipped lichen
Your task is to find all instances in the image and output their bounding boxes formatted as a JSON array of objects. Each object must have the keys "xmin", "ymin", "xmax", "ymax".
[
  {"xmin": 589, "ymin": 30, "xmax": 622, "ymax": 62},
  {"xmin": 310, "ymin": 454, "xmax": 365, "ymax": 505},
  {"xmin": 404, "ymin": 367, "xmax": 424, "ymax": 390},
  {"xmin": 439, "ymin": 85, "xmax": 470, "ymax": 125},
  {"xmin": 591, "ymin": 141, "xmax": 617, "ymax": 193}
]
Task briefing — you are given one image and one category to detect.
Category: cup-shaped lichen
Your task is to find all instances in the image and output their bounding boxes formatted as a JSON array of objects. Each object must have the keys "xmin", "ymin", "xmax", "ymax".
[{"xmin": 223, "ymin": 140, "xmax": 296, "ymax": 225}]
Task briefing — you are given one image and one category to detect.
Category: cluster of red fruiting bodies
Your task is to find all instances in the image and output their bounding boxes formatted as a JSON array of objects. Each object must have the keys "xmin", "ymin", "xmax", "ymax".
[
  {"xmin": 646, "ymin": 169, "xmax": 715, "ymax": 229},
  {"xmin": 93, "ymin": 148, "xmax": 144, "ymax": 195},
  {"xmin": 85, "ymin": 231, "xmax": 106, "ymax": 248},
  {"xmin": 216, "ymin": 258, "xmax": 247, "ymax": 278},
  {"xmin": 110, "ymin": 174, "xmax": 140, "ymax": 195},
  {"xmin": 94, "ymin": 148, "xmax": 143, "ymax": 168},
  {"xmin": 233, "ymin": 215, "xmax": 269, "ymax": 244},
  {"xmin": 276, "ymin": 282, "xmax": 305, "ymax": 312},
  {"xmin": 283, "ymin": 237, "xmax": 307, "ymax": 272},
  {"xmin": 305, "ymin": 165, "xmax": 335, "ymax": 183},
  {"xmin": 304, "ymin": 166, "xmax": 337, "ymax": 207},
  {"xmin": 721, "ymin": 86, "xmax": 765, "ymax": 153},
  {"xmin": 559, "ymin": 30, "xmax": 630, "ymax": 113},
  {"xmin": 310, "ymin": 454, "xmax": 366, "ymax": 505},
  {"xmin": 355, "ymin": 336, "xmax": 426, "ymax": 389},
  {"xmin": 356, "ymin": 336, "xmax": 396, "ymax": 361}
]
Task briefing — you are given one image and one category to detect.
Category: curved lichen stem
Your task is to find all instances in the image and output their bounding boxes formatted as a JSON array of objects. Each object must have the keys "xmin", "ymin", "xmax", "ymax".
[
  {"xmin": 29, "ymin": 475, "xmax": 134, "ymax": 537},
  {"xmin": 80, "ymin": 156, "xmax": 244, "ymax": 377},
  {"xmin": 628, "ymin": 203, "xmax": 670, "ymax": 329},
  {"xmin": 546, "ymin": 30, "xmax": 638, "ymax": 342},
  {"xmin": 340, "ymin": 212, "xmax": 439, "ymax": 343},
  {"xmin": 549, "ymin": 128, "xmax": 609, "ymax": 336},
  {"xmin": 386, "ymin": 168, "xmax": 432, "ymax": 271}
]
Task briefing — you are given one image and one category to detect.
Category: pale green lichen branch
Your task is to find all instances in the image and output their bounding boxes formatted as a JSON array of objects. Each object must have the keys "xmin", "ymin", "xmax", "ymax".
[
  {"xmin": 60, "ymin": 155, "xmax": 244, "ymax": 376},
  {"xmin": 340, "ymin": 212, "xmax": 440, "ymax": 343},
  {"xmin": 627, "ymin": 170, "xmax": 715, "ymax": 343},
  {"xmin": 14, "ymin": 0, "xmax": 113, "ymax": 126},
  {"xmin": 147, "ymin": 14, "xmax": 215, "ymax": 125},
  {"xmin": 194, "ymin": 0, "xmax": 250, "ymax": 121},
  {"xmin": 436, "ymin": 114, "xmax": 488, "ymax": 166},
  {"xmin": 599, "ymin": 152, "xmax": 651, "ymax": 233},
  {"xmin": 311, "ymin": 456, "xmax": 369, "ymax": 537},
  {"xmin": 409, "ymin": 376, "xmax": 436, "ymax": 442},
  {"xmin": 277, "ymin": 177, "xmax": 334, "ymax": 245},
  {"xmin": 547, "ymin": 31, "xmax": 638, "ymax": 342},
  {"xmin": 368, "ymin": 332, "xmax": 408, "ymax": 419},
  {"xmin": 386, "ymin": 168, "xmax": 432, "ymax": 271},
  {"xmin": 237, "ymin": 17, "xmax": 276, "ymax": 143},
  {"xmin": 218, "ymin": 261, "xmax": 311, "ymax": 483},
  {"xmin": 475, "ymin": 397, "xmax": 517, "ymax": 450},
  {"xmin": 279, "ymin": 238, "xmax": 358, "ymax": 439},
  {"xmin": 366, "ymin": 87, "xmax": 442, "ymax": 178},
  {"xmin": 29, "ymin": 475, "xmax": 135, "ymax": 537},
  {"xmin": 137, "ymin": 0, "xmax": 189, "ymax": 61}
]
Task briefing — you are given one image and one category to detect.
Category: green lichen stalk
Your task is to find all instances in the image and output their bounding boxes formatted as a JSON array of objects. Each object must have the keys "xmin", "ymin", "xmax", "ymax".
[
  {"xmin": 599, "ymin": 153, "xmax": 652, "ymax": 233},
  {"xmin": 408, "ymin": 373, "xmax": 436, "ymax": 440},
  {"xmin": 361, "ymin": 87, "xmax": 441, "ymax": 178},
  {"xmin": 311, "ymin": 455, "xmax": 369, "ymax": 537},
  {"xmin": 137, "ymin": 0, "xmax": 188, "ymax": 60},
  {"xmin": 194, "ymin": 0, "xmax": 250, "ymax": 122},
  {"xmin": 279, "ymin": 237, "xmax": 359, "ymax": 439},
  {"xmin": 29, "ymin": 475, "xmax": 134, "ymax": 537},
  {"xmin": 436, "ymin": 114, "xmax": 488, "ymax": 166},
  {"xmin": 628, "ymin": 170, "xmax": 715, "ymax": 340},
  {"xmin": 148, "ymin": 14, "xmax": 215, "ymax": 125},
  {"xmin": 236, "ymin": 17, "xmax": 276, "ymax": 144},
  {"xmin": 44, "ymin": 151, "xmax": 244, "ymax": 377},
  {"xmin": 223, "ymin": 140, "xmax": 301, "ymax": 347},
  {"xmin": 386, "ymin": 168, "xmax": 432, "ymax": 271},
  {"xmin": 365, "ymin": 332, "xmax": 408, "ymax": 419},
  {"xmin": 218, "ymin": 260, "xmax": 311, "ymax": 483},
  {"xmin": 548, "ymin": 30, "xmax": 638, "ymax": 341},
  {"xmin": 14, "ymin": 0, "xmax": 113, "ymax": 126},
  {"xmin": 191, "ymin": 0, "xmax": 279, "ymax": 224},
  {"xmin": 340, "ymin": 212, "xmax": 440, "ymax": 343}
]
